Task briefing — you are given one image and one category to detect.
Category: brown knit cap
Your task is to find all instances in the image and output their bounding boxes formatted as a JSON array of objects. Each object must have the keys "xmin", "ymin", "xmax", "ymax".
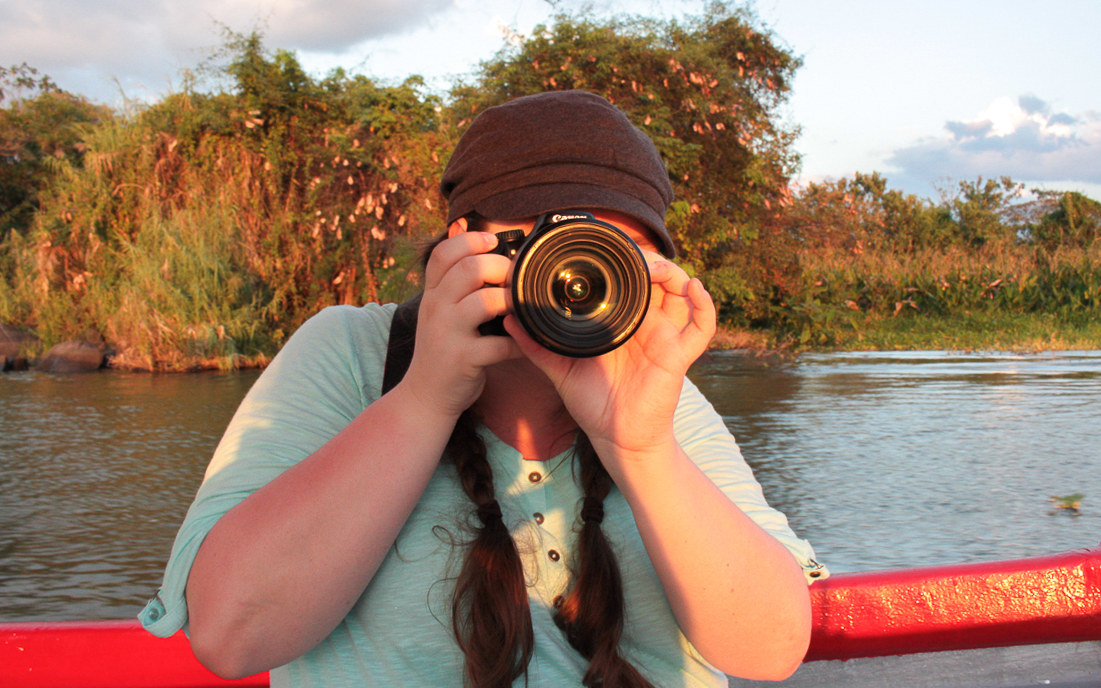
[{"xmin": 440, "ymin": 90, "xmax": 676, "ymax": 258}]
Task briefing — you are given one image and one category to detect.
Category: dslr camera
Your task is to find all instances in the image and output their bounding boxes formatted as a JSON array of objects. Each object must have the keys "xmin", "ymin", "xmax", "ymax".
[{"xmin": 479, "ymin": 211, "xmax": 651, "ymax": 358}]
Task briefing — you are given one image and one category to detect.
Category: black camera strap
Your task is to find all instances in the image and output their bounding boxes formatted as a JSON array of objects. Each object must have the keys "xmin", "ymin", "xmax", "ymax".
[{"xmin": 381, "ymin": 292, "xmax": 421, "ymax": 396}]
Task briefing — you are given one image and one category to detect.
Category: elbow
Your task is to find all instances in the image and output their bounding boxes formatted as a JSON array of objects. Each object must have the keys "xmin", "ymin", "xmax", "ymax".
[
  {"xmin": 187, "ymin": 575, "xmax": 272, "ymax": 680},
  {"xmin": 186, "ymin": 547, "xmax": 271, "ymax": 679},
  {"xmin": 756, "ymin": 585, "xmax": 813, "ymax": 681},
  {"xmin": 721, "ymin": 623, "xmax": 810, "ymax": 682},
  {"xmin": 718, "ymin": 621, "xmax": 810, "ymax": 682},
  {"xmin": 758, "ymin": 627, "xmax": 811, "ymax": 681},
  {"xmin": 760, "ymin": 593, "xmax": 814, "ymax": 681},
  {"xmin": 189, "ymin": 612, "xmax": 261, "ymax": 680},
  {"xmin": 711, "ymin": 585, "xmax": 813, "ymax": 681}
]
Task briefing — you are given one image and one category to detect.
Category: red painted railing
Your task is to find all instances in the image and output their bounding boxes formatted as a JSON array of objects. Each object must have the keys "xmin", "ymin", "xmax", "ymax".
[
  {"xmin": 804, "ymin": 544, "xmax": 1101, "ymax": 661},
  {"xmin": 0, "ymin": 619, "xmax": 265, "ymax": 688},
  {"xmin": 3, "ymin": 545, "xmax": 1100, "ymax": 688}
]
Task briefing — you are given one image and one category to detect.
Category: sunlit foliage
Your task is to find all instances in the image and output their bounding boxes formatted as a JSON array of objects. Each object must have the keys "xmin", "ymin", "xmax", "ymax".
[
  {"xmin": 1, "ymin": 7, "xmax": 1100, "ymax": 365},
  {"xmin": 451, "ymin": 3, "xmax": 803, "ymax": 315},
  {"xmin": 1, "ymin": 34, "xmax": 447, "ymax": 368}
]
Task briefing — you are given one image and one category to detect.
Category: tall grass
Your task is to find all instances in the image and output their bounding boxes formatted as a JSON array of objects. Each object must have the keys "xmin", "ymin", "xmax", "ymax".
[
  {"xmin": 96, "ymin": 208, "xmax": 271, "ymax": 370},
  {"xmin": 0, "ymin": 48, "xmax": 447, "ymax": 370},
  {"xmin": 780, "ymin": 242, "xmax": 1101, "ymax": 349},
  {"xmin": 2, "ymin": 142, "xmax": 273, "ymax": 369}
]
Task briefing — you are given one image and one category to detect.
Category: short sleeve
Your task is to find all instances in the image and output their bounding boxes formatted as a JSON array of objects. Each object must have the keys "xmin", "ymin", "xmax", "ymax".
[
  {"xmin": 673, "ymin": 377, "xmax": 828, "ymax": 584},
  {"xmin": 140, "ymin": 303, "xmax": 397, "ymax": 637}
]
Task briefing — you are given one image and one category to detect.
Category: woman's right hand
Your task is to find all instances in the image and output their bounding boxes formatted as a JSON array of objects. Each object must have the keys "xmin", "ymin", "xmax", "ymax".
[{"xmin": 399, "ymin": 220, "xmax": 521, "ymax": 420}]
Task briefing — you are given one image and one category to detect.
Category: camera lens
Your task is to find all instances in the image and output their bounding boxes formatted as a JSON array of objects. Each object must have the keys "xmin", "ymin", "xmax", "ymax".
[
  {"xmin": 510, "ymin": 218, "xmax": 650, "ymax": 357},
  {"xmin": 552, "ymin": 258, "xmax": 608, "ymax": 319}
]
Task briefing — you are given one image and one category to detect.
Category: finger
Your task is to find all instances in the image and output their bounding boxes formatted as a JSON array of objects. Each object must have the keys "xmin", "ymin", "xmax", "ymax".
[
  {"xmin": 432, "ymin": 252, "xmax": 511, "ymax": 310},
  {"xmin": 647, "ymin": 258, "xmax": 675, "ymax": 284},
  {"xmin": 424, "ymin": 231, "xmax": 498, "ymax": 291},
  {"xmin": 454, "ymin": 285, "xmax": 510, "ymax": 334},
  {"xmin": 648, "ymin": 259, "xmax": 692, "ymax": 295},
  {"xmin": 684, "ymin": 278, "xmax": 717, "ymax": 342},
  {"xmin": 468, "ymin": 328, "xmax": 523, "ymax": 367},
  {"xmin": 646, "ymin": 260, "xmax": 697, "ymax": 325}
]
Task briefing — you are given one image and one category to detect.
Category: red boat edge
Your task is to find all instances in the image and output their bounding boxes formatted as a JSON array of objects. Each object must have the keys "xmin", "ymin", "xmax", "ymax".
[
  {"xmin": 804, "ymin": 543, "xmax": 1101, "ymax": 662},
  {"xmin": 2, "ymin": 544, "xmax": 1100, "ymax": 688}
]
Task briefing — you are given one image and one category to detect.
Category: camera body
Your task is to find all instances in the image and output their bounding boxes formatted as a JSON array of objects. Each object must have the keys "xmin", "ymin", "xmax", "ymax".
[{"xmin": 479, "ymin": 211, "xmax": 651, "ymax": 358}]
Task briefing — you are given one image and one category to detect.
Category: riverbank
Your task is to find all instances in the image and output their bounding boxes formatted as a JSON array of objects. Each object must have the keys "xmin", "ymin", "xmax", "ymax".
[
  {"xmin": 5, "ymin": 313, "xmax": 1101, "ymax": 373},
  {"xmin": 829, "ymin": 312, "xmax": 1101, "ymax": 352},
  {"xmin": 710, "ymin": 312, "xmax": 1101, "ymax": 355}
]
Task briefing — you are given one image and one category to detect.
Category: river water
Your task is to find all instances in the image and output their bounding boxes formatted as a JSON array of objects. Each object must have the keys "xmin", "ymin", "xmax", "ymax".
[{"xmin": 1, "ymin": 351, "xmax": 1099, "ymax": 622}]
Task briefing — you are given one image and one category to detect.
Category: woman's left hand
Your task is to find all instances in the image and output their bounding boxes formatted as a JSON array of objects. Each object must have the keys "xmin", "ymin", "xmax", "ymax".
[{"xmin": 505, "ymin": 256, "xmax": 716, "ymax": 459}]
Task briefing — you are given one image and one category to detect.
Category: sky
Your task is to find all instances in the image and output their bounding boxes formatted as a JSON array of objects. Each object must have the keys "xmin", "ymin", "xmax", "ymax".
[{"xmin": 3, "ymin": 0, "xmax": 1099, "ymax": 202}]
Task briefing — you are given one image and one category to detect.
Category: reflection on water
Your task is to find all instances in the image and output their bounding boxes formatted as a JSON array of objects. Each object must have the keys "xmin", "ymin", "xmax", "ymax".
[
  {"xmin": 0, "ymin": 370, "xmax": 261, "ymax": 621},
  {"xmin": 689, "ymin": 350, "xmax": 1101, "ymax": 574},
  {"xmin": 2, "ymin": 351, "xmax": 1100, "ymax": 621}
]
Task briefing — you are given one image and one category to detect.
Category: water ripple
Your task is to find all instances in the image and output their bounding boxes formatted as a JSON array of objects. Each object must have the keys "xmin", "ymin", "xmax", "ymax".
[
  {"xmin": 3, "ymin": 353, "xmax": 1100, "ymax": 620},
  {"xmin": 0, "ymin": 369, "xmax": 260, "ymax": 621},
  {"xmin": 689, "ymin": 350, "xmax": 1101, "ymax": 574}
]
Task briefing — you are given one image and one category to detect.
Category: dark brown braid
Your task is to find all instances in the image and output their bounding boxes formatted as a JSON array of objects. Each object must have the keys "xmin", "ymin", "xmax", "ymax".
[
  {"xmin": 448, "ymin": 410, "xmax": 534, "ymax": 688},
  {"xmin": 382, "ymin": 225, "xmax": 655, "ymax": 688},
  {"xmin": 554, "ymin": 434, "xmax": 656, "ymax": 688}
]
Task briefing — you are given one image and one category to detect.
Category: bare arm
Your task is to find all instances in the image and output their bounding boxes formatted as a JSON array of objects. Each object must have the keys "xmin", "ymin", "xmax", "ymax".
[
  {"xmin": 596, "ymin": 437, "xmax": 811, "ymax": 680},
  {"xmin": 186, "ymin": 229, "xmax": 518, "ymax": 678},
  {"xmin": 186, "ymin": 382, "xmax": 456, "ymax": 678}
]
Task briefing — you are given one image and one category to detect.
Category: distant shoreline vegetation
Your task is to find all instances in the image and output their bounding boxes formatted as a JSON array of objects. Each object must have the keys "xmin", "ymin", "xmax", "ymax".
[{"xmin": 2, "ymin": 6, "xmax": 1099, "ymax": 371}]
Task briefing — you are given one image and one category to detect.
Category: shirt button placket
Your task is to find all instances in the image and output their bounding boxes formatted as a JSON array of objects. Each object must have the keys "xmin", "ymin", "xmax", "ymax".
[
  {"xmin": 526, "ymin": 467, "xmax": 548, "ymax": 529},
  {"xmin": 522, "ymin": 460, "xmax": 566, "ymax": 596}
]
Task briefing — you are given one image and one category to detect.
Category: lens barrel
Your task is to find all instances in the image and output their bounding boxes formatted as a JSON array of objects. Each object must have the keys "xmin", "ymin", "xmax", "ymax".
[{"xmin": 508, "ymin": 213, "xmax": 650, "ymax": 357}]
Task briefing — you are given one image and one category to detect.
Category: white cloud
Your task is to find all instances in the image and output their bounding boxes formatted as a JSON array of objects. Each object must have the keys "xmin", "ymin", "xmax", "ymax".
[
  {"xmin": 0, "ymin": 0, "xmax": 454, "ymax": 103},
  {"xmin": 886, "ymin": 96, "xmax": 1101, "ymax": 194}
]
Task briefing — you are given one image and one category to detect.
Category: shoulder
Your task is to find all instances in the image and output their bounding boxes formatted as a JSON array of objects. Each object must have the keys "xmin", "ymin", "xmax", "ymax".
[
  {"xmin": 238, "ymin": 303, "xmax": 399, "ymax": 422},
  {"xmin": 290, "ymin": 302, "xmax": 397, "ymax": 351},
  {"xmin": 284, "ymin": 303, "xmax": 396, "ymax": 384}
]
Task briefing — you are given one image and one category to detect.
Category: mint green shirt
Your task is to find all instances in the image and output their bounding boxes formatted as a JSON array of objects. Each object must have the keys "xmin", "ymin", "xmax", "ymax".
[{"xmin": 140, "ymin": 303, "xmax": 825, "ymax": 687}]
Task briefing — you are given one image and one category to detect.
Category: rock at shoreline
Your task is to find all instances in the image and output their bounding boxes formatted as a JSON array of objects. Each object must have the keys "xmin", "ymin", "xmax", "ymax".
[
  {"xmin": 1, "ymin": 323, "xmax": 37, "ymax": 359},
  {"xmin": 36, "ymin": 340, "xmax": 108, "ymax": 373},
  {"xmin": 1, "ymin": 355, "xmax": 29, "ymax": 372}
]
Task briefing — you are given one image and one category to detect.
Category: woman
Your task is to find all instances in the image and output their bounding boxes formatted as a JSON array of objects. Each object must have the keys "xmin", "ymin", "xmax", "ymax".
[{"xmin": 141, "ymin": 90, "xmax": 826, "ymax": 688}]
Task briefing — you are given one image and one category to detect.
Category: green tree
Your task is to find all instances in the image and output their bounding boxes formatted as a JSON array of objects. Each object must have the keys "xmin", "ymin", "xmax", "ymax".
[
  {"xmin": 939, "ymin": 176, "xmax": 1024, "ymax": 248},
  {"xmin": 448, "ymin": 3, "xmax": 802, "ymax": 319},
  {"xmin": 781, "ymin": 172, "xmax": 951, "ymax": 252},
  {"xmin": 1030, "ymin": 190, "xmax": 1101, "ymax": 249},
  {"xmin": 0, "ymin": 64, "xmax": 112, "ymax": 238},
  {"xmin": 6, "ymin": 33, "xmax": 448, "ymax": 368}
]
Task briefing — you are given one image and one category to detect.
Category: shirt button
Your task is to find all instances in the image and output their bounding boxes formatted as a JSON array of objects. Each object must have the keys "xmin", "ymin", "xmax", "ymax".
[
  {"xmin": 533, "ymin": 512, "xmax": 544, "ymax": 525},
  {"xmin": 528, "ymin": 471, "xmax": 542, "ymax": 483},
  {"xmin": 548, "ymin": 549, "xmax": 560, "ymax": 562}
]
